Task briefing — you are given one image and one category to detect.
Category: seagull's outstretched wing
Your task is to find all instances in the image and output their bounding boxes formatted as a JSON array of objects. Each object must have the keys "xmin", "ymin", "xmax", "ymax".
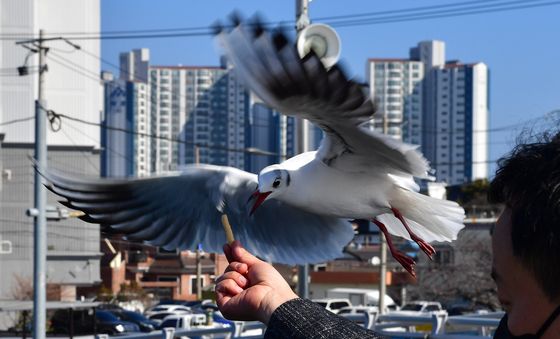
[
  {"xmin": 41, "ymin": 164, "xmax": 354, "ymax": 265},
  {"xmin": 217, "ymin": 18, "xmax": 430, "ymax": 179}
]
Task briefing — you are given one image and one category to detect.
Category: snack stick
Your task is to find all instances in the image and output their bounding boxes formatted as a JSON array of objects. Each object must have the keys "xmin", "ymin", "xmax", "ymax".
[{"xmin": 221, "ymin": 214, "xmax": 235, "ymax": 244}]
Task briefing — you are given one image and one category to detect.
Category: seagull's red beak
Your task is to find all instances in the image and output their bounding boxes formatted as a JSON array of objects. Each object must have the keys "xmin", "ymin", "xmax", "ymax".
[{"xmin": 250, "ymin": 190, "xmax": 272, "ymax": 216}]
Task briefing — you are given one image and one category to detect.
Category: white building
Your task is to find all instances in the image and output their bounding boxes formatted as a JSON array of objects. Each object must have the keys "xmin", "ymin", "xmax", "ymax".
[
  {"xmin": 366, "ymin": 41, "xmax": 489, "ymax": 185},
  {"xmin": 0, "ymin": 0, "xmax": 102, "ymax": 147},
  {"xmin": 410, "ymin": 41, "xmax": 445, "ymax": 162},
  {"xmin": 0, "ymin": 0, "xmax": 102, "ymax": 307},
  {"xmin": 149, "ymin": 63, "xmax": 246, "ymax": 172},
  {"xmin": 119, "ymin": 48, "xmax": 149, "ymax": 83},
  {"xmin": 367, "ymin": 58, "xmax": 424, "ymax": 144}
]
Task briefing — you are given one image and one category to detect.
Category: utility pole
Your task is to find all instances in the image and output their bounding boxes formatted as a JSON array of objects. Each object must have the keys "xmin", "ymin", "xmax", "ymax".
[
  {"xmin": 194, "ymin": 145, "xmax": 202, "ymax": 300},
  {"xmin": 15, "ymin": 33, "xmax": 81, "ymax": 339},
  {"xmin": 378, "ymin": 114, "xmax": 388, "ymax": 315},
  {"xmin": 295, "ymin": 0, "xmax": 310, "ymax": 300},
  {"xmin": 196, "ymin": 244, "xmax": 202, "ymax": 300},
  {"xmin": 33, "ymin": 29, "xmax": 48, "ymax": 339}
]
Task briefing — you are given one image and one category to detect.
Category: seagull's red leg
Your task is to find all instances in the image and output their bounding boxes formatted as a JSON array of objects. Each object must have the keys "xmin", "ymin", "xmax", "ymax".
[
  {"xmin": 391, "ymin": 207, "xmax": 436, "ymax": 260},
  {"xmin": 372, "ymin": 219, "xmax": 416, "ymax": 277}
]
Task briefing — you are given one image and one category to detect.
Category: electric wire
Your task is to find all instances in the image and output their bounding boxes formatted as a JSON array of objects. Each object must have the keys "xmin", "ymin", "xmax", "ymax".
[
  {"xmin": 44, "ymin": 107, "xmax": 282, "ymax": 157},
  {"xmin": 47, "ymin": 53, "xmax": 101, "ymax": 83},
  {"xmin": 328, "ymin": 0, "xmax": 560, "ymax": 28},
  {"xmin": 1, "ymin": 0, "xmax": 558, "ymax": 40},
  {"xmin": 48, "ymin": 51, "xmax": 101, "ymax": 80},
  {"xmin": 57, "ymin": 125, "xmax": 100, "ymax": 172},
  {"xmin": 0, "ymin": 116, "xmax": 35, "ymax": 126}
]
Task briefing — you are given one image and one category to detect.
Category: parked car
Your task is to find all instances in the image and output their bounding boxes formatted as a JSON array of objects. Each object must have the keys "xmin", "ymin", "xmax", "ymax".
[
  {"xmin": 325, "ymin": 288, "xmax": 397, "ymax": 311},
  {"xmin": 391, "ymin": 301, "xmax": 444, "ymax": 315},
  {"xmin": 158, "ymin": 313, "xmax": 207, "ymax": 329},
  {"xmin": 154, "ymin": 299, "xmax": 202, "ymax": 307},
  {"xmin": 148, "ymin": 311, "xmax": 190, "ymax": 325},
  {"xmin": 144, "ymin": 304, "xmax": 192, "ymax": 317},
  {"xmin": 96, "ymin": 310, "xmax": 141, "ymax": 334},
  {"xmin": 110, "ymin": 309, "xmax": 158, "ymax": 332},
  {"xmin": 338, "ymin": 305, "xmax": 379, "ymax": 316},
  {"xmin": 445, "ymin": 303, "xmax": 494, "ymax": 316},
  {"xmin": 50, "ymin": 309, "xmax": 140, "ymax": 335},
  {"xmin": 312, "ymin": 299, "xmax": 352, "ymax": 314},
  {"xmin": 158, "ymin": 313, "xmax": 217, "ymax": 339}
]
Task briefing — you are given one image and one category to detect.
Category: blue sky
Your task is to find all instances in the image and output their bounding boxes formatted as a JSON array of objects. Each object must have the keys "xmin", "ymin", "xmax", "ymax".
[{"xmin": 102, "ymin": 0, "xmax": 560, "ymax": 176}]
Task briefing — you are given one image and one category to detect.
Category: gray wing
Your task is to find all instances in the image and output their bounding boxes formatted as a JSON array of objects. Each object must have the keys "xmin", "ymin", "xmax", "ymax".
[
  {"xmin": 217, "ymin": 17, "xmax": 430, "ymax": 178},
  {"xmin": 41, "ymin": 164, "xmax": 354, "ymax": 265}
]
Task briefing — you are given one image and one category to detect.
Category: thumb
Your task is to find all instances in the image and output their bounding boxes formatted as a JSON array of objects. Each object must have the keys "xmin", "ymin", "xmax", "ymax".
[{"xmin": 231, "ymin": 241, "xmax": 261, "ymax": 266}]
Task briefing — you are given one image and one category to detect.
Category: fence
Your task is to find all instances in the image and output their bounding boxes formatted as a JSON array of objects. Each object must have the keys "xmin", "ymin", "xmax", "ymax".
[{"xmin": 92, "ymin": 311, "xmax": 504, "ymax": 339}]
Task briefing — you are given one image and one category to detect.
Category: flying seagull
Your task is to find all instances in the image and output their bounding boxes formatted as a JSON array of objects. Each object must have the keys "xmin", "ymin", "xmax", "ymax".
[{"xmin": 41, "ymin": 16, "xmax": 464, "ymax": 275}]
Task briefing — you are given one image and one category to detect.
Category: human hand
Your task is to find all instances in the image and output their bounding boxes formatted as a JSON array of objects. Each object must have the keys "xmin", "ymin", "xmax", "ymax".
[{"xmin": 215, "ymin": 241, "xmax": 298, "ymax": 324}]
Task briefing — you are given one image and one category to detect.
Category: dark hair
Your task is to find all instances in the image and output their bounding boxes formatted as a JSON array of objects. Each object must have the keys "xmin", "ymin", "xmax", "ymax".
[{"xmin": 488, "ymin": 131, "xmax": 560, "ymax": 301}]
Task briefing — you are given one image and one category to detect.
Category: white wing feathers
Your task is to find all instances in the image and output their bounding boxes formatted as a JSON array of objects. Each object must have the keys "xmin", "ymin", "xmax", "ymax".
[{"xmin": 217, "ymin": 18, "xmax": 431, "ymax": 179}]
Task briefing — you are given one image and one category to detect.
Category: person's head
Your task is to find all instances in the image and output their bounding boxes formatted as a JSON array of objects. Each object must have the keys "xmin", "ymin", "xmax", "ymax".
[{"xmin": 488, "ymin": 131, "xmax": 560, "ymax": 335}]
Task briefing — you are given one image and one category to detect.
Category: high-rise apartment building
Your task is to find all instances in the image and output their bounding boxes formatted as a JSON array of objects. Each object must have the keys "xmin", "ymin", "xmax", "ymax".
[
  {"xmin": 431, "ymin": 62, "xmax": 489, "ymax": 184},
  {"xmin": 103, "ymin": 49, "xmax": 151, "ymax": 178},
  {"xmin": 367, "ymin": 58, "xmax": 424, "ymax": 144},
  {"xmin": 104, "ymin": 49, "xmax": 296, "ymax": 177},
  {"xmin": 101, "ymin": 72, "xmax": 151, "ymax": 178},
  {"xmin": 119, "ymin": 49, "xmax": 150, "ymax": 82},
  {"xmin": 0, "ymin": 0, "xmax": 101, "ymax": 303},
  {"xmin": 366, "ymin": 41, "xmax": 489, "ymax": 185},
  {"xmin": 410, "ymin": 41, "xmax": 445, "ymax": 163},
  {"xmin": 149, "ymin": 64, "xmax": 247, "ymax": 171}
]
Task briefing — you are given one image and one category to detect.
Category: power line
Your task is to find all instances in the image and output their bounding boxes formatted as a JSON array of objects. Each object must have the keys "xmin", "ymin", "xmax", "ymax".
[
  {"xmin": 328, "ymin": 0, "xmax": 560, "ymax": 28},
  {"xmin": 48, "ymin": 43, "xmax": 560, "ymax": 139},
  {"xmin": 2, "ymin": 0, "xmax": 558, "ymax": 41},
  {"xmin": 0, "ymin": 116, "xmax": 35, "ymax": 126},
  {"xmin": 314, "ymin": 0, "xmax": 512, "ymax": 21},
  {"xmin": 47, "ymin": 53, "xmax": 101, "ymax": 83},
  {"xmin": 49, "ymin": 51, "xmax": 101, "ymax": 80},
  {"xmin": 62, "ymin": 118, "xmax": 136, "ymax": 166},
  {"xmin": 44, "ymin": 107, "xmax": 282, "ymax": 157},
  {"xmin": 57, "ymin": 125, "xmax": 100, "ymax": 172}
]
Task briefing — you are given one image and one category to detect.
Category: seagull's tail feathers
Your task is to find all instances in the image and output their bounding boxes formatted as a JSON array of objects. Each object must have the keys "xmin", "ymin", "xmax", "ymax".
[{"xmin": 382, "ymin": 187, "xmax": 465, "ymax": 243}]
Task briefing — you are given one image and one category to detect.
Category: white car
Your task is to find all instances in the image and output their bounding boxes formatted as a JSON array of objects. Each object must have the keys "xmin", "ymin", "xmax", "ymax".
[
  {"xmin": 144, "ymin": 304, "xmax": 192, "ymax": 317},
  {"xmin": 338, "ymin": 305, "xmax": 379, "ymax": 316},
  {"xmin": 158, "ymin": 313, "xmax": 207, "ymax": 329},
  {"xmin": 312, "ymin": 299, "xmax": 352, "ymax": 314},
  {"xmin": 391, "ymin": 301, "xmax": 444, "ymax": 315}
]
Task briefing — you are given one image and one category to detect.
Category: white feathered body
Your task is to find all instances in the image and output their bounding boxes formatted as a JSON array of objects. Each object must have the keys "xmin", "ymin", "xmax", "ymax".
[{"xmin": 276, "ymin": 151, "xmax": 465, "ymax": 243}]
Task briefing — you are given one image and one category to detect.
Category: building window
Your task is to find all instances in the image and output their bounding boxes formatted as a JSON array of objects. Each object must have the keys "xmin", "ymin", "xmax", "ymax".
[{"xmin": 190, "ymin": 276, "xmax": 204, "ymax": 295}]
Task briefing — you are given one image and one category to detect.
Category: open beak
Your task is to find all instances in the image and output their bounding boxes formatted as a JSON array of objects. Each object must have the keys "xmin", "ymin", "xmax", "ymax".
[{"xmin": 249, "ymin": 190, "xmax": 272, "ymax": 216}]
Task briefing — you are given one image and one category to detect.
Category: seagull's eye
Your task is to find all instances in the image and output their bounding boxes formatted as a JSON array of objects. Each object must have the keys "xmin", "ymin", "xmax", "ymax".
[{"xmin": 273, "ymin": 179, "xmax": 281, "ymax": 188}]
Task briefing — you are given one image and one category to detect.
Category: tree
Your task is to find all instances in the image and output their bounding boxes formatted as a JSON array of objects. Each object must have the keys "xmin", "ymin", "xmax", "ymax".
[{"xmin": 408, "ymin": 229, "xmax": 500, "ymax": 310}]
